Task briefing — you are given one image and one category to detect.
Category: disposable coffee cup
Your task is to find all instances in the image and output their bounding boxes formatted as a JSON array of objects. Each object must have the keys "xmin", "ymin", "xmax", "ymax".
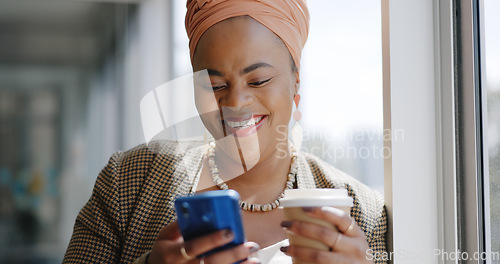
[{"xmin": 280, "ymin": 189, "xmax": 353, "ymax": 264}]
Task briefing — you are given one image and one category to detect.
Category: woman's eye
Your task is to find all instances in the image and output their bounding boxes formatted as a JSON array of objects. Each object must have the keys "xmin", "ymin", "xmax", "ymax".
[
  {"xmin": 202, "ymin": 84, "xmax": 226, "ymax": 91},
  {"xmin": 211, "ymin": 85, "xmax": 226, "ymax": 91},
  {"xmin": 249, "ymin": 78, "xmax": 272, "ymax": 87}
]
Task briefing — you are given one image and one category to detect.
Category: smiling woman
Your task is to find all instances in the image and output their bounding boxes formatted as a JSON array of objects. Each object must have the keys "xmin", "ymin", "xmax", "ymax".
[{"xmin": 62, "ymin": 1, "xmax": 387, "ymax": 264}]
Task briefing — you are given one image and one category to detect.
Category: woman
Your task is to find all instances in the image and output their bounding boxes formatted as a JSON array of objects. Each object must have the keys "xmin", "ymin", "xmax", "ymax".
[{"xmin": 63, "ymin": 0, "xmax": 387, "ymax": 263}]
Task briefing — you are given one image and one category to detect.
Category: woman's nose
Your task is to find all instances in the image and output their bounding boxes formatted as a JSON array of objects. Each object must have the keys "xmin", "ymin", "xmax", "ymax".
[{"xmin": 219, "ymin": 85, "xmax": 254, "ymax": 110}]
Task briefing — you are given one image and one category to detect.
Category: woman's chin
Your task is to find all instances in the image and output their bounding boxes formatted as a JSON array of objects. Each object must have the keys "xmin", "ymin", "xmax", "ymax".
[{"xmin": 215, "ymin": 133, "xmax": 261, "ymax": 171}]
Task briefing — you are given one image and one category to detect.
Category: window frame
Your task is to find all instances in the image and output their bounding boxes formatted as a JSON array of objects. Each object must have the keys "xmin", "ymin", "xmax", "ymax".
[
  {"xmin": 382, "ymin": 0, "xmax": 442, "ymax": 262},
  {"xmin": 454, "ymin": 0, "xmax": 491, "ymax": 262}
]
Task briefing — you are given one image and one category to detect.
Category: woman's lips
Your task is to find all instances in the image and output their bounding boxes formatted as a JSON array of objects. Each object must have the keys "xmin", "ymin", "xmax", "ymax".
[{"xmin": 223, "ymin": 115, "xmax": 267, "ymax": 137}]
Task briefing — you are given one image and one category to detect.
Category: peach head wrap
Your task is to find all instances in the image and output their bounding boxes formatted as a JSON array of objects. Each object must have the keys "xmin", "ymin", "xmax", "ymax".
[{"xmin": 185, "ymin": 0, "xmax": 310, "ymax": 70}]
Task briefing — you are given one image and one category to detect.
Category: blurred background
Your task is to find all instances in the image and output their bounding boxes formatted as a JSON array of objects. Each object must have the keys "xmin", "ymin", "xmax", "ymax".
[{"xmin": 0, "ymin": 0, "xmax": 389, "ymax": 262}]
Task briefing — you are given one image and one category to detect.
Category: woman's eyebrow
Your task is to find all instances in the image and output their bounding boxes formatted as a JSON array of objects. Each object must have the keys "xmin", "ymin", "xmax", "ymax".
[
  {"xmin": 242, "ymin": 62, "xmax": 273, "ymax": 74},
  {"xmin": 205, "ymin": 63, "xmax": 273, "ymax": 77},
  {"xmin": 207, "ymin": 69, "xmax": 224, "ymax": 77}
]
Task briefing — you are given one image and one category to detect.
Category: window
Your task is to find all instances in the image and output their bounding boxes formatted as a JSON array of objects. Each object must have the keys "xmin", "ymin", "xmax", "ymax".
[{"xmin": 484, "ymin": 0, "xmax": 500, "ymax": 259}]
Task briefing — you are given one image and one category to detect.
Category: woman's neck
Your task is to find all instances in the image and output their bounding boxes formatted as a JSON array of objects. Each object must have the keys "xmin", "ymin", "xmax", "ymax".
[{"xmin": 215, "ymin": 144, "xmax": 293, "ymax": 204}]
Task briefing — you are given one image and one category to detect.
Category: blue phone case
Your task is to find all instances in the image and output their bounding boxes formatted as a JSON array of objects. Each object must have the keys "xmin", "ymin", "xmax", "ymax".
[{"xmin": 174, "ymin": 190, "xmax": 245, "ymax": 258}]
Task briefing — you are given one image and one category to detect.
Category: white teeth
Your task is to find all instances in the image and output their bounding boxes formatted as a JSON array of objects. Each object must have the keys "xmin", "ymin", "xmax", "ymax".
[{"xmin": 226, "ymin": 116, "xmax": 264, "ymax": 129}]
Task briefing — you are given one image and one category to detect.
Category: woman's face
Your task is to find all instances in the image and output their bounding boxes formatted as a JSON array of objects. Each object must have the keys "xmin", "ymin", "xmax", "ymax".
[{"xmin": 193, "ymin": 16, "xmax": 299, "ymax": 164}]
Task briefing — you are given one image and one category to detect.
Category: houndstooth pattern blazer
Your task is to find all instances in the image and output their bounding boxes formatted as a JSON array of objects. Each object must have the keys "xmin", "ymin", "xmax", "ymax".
[{"xmin": 63, "ymin": 140, "xmax": 387, "ymax": 263}]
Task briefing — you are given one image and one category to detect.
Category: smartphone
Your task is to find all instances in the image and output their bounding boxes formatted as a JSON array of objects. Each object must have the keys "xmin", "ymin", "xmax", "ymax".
[{"xmin": 174, "ymin": 190, "xmax": 245, "ymax": 258}]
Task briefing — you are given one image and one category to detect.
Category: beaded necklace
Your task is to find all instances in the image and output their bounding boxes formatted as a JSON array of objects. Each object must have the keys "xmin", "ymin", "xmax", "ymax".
[{"xmin": 207, "ymin": 141, "xmax": 297, "ymax": 212}]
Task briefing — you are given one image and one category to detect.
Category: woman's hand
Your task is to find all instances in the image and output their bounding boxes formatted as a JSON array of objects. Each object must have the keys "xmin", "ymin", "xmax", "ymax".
[
  {"xmin": 148, "ymin": 221, "xmax": 261, "ymax": 264},
  {"xmin": 280, "ymin": 207, "xmax": 372, "ymax": 264}
]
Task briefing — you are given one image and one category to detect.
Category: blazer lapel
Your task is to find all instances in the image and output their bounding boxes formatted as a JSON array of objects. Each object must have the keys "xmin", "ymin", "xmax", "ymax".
[
  {"xmin": 296, "ymin": 152, "xmax": 343, "ymax": 190},
  {"xmin": 296, "ymin": 152, "xmax": 318, "ymax": 189}
]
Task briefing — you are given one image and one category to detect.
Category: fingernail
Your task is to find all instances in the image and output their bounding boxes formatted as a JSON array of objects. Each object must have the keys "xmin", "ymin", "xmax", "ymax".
[
  {"xmin": 223, "ymin": 229, "xmax": 234, "ymax": 239},
  {"xmin": 302, "ymin": 207, "xmax": 315, "ymax": 212},
  {"xmin": 280, "ymin": 220, "xmax": 292, "ymax": 228},
  {"xmin": 280, "ymin": 246, "xmax": 288, "ymax": 253},
  {"xmin": 249, "ymin": 244, "xmax": 260, "ymax": 253}
]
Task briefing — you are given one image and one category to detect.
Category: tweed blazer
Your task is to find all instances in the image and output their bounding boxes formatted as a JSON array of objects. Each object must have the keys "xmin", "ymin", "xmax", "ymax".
[{"xmin": 63, "ymin": 140, "xmax": 387, "ymax": 264}]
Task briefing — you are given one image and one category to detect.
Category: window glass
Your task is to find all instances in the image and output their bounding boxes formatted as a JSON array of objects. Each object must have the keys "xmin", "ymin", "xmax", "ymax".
[
  {"xmin": 301, "ymin": 0, "xmax": 383, "ymax": 193},
  {"xmin": 484, "ymin": 0, "xmax": 500, "ymax": 255}
]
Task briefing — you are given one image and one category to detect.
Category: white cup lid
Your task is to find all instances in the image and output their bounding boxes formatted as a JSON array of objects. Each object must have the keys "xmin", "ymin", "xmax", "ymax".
[{"xmin": 280, "ymin": 189, "xmax": 353, "ymax": 208}]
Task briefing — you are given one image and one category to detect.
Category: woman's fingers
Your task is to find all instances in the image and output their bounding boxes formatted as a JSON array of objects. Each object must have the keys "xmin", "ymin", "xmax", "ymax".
[
  {"xmin": 278, "ymin": 206, "xmax": 374, "ymax": 263},
  {"xmin": 329, "ymin": 234, "xmax": 370, "ymax": 259},
  {"xmin": 281, "ymin": 220, "xmax": 340, "ymax": 247},
  {"xmin": 281, "ymin": 220, "xmax": 368, "ymax": 258},
  {"xmin": 303, "ymin": 207, "xmax": 365, "ymax": 237},
  {"xmin": 202, "ymin": 242, "xmax": 260, "ymax": 264},
  {"xmin": 183, "ymin": 229, "xmax": 235, "ymax": 258},
  {"xmin": 281, "ymin": 245, "xmax": 354, "ymax": 264},
  {"xmin": 150, "ymin": 222, "xmax": 257, "ymax": 264}
]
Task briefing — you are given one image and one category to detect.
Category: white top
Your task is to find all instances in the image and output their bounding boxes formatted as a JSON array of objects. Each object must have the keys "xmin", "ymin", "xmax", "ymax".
[{"xmin": 255, "ymin": 239, "xmax": 291, "ymax": 264}]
